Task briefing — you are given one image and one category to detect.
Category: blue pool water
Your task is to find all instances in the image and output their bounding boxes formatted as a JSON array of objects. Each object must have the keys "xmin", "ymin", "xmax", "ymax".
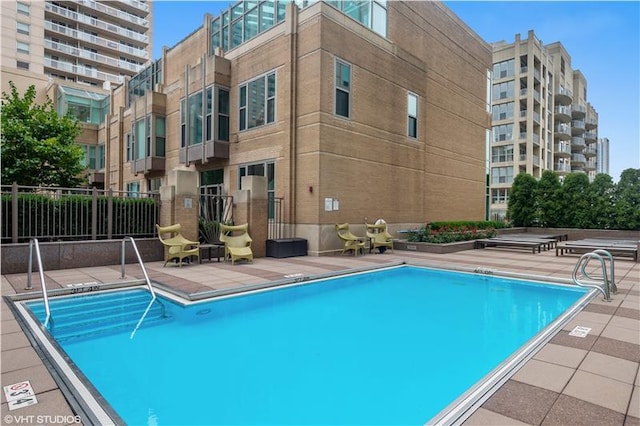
[{"xmin": 27, "ymin": 266, "xmax": 587, "ymax": 425}]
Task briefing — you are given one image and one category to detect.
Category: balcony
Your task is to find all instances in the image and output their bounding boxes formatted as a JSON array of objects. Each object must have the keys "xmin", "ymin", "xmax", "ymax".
[
  {"xmin": 45, "ymin": 21, "xmax": 148, "ymax": 59},
  {"xmin": 554, "ymin": 143, "xmax": 572, "ymax": 157},
  {"xmin": 44, "ymin": 57, "xmax": 124, "ymax": 84},
  {"xmin": 571, "ymin": 153, "xmax": 586, "ymax": 164},
  {"xmin": 46, "ymin": 3, "xmax": 148, "ymax": 44},
  {"xmin": 585, "ymin": 159, "xmax": 597, "ymax": 171},
  {"xmin": 556, "ymin": 86, "xmax": 573, "ymax": 105},
  {"xmin": 584, "ymin": 131, "xmax": 597, "ymax": 142},
  {"xmin": 585, "ymin": 117, "xmax": 598, "ymax": 130},
  {"xmin": 583, "ymin": 145, "xmax": 597, "ymax": 157},
  {"xmin": 76, "ymin": 0, "xmax": 149, "ymax": 29},
  {"xmin": 45, "ymin": 40, "xmax": 143, "ymax": 73},
  {"xmin": 554, "ymin": 105, "xmax": 571, "ymax": 122},
  {"xmin": 572, "ymin": 119, "xmax": 585, "ymax": 130},
  {"xmin": 555, "ymin": 162, "xmax": 571, "ymax": 173},
  {"xmin": 572, "ymin": 136, "xmax": 585, "ymax": 149},
  {"xmin": 180, "ymin": 141, "xmax": 230, "ymax": 165},
  {"xmin": 571, "ymin": 104, "xmax": 586, "ymax": 118},
  {"xmin": 122, "ymin": 0, "xmax": 149, "ymax": 13},
  {"xmin": 554, "ymin": 123, "xmax": 571, "ymax": 140}
]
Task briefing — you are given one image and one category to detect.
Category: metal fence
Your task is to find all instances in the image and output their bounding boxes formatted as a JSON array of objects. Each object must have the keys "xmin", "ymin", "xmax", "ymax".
[
  {"xmin": 1, "ymin": 184, "xmax": 159, "ymax": 243},
  {"xmin": 269, "ymin": 196, "xmax": 284, "ymax": 240}
]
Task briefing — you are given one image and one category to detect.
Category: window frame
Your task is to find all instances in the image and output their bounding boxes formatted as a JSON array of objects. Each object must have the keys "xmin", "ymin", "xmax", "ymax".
[
  {"xmin": 407, "ymin": 92, "xmax": 418, "ymax": 139},
  {"xmin": 334, "ymin": 58, "xmax": 351, "ymax": 119},
  {"xmin": 238, "ymin": 71, "xmax": 276, "ymax": 132}
]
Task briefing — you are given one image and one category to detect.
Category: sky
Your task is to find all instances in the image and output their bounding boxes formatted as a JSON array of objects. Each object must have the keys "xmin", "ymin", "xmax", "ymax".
[{"xmin": 152, "ymin": 1, "xmax": 640, "ymax": 181}]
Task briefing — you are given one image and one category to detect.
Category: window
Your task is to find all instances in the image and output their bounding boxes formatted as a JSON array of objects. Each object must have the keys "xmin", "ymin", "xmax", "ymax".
[
  {"xmin": 239, "ymin": 72, "xmax": 276, "ymax": 131},
  {"xmin": 239, "ymin": 161, "xmax": 276, "ymax": 218},
  {"xmin": 80, "ymin": 144, "xmax": 105, "ymax": 170},
  {"xmin": 491, "ymin": 188, "xmax": 509, "ymax": 204},
  {"xmin": 17, "ymin": 22, "xmax": 29, "ymax": 35},
  {"xmin": 148, "ymin": 178, "xmax": 162, "ymax": 193},
  {"xmin": 218, "ymin": 88, "xmax": 230, "ymax": 141},
  {"xmin": 492, "ymin": 59, "xmax": 514, "ymax": 79},
  {"xmin": 17, "ymin": 41, "xmax": 29, "ymax": 54},
  {"xmin": 335, "ymin": 59, "xmax": 350, "ymax": 118},
  {"xmin": 16, "ymin": 61, "xmax": 29, "ymax": 70},
  {"xmin": 407, "ymin": 93, "xmax": 418, "ymax": 138},
  {"xmin": 491, "ymin": 146, "xmax": 513, "ymax": 163},
  {"xmin": 492, "ymin": 102, "xmax": 514, "ymax": 121},
  {"xmin": 126, "ymin": 182, "xmax": 140, "ymax": 198},
  {"xmin": 492, "ymin": 81, "xmax": 514, "ymax": 100},
  {"xmin": 132, "ymin": 116, "xmax": 165, "ymax": 159},
  {"xmin": 492, "ymin": 124, "xmax": 513, "ymax": 142},
  {"xmin": 17, "ymin": 2, "xmax": 29, "ymax": 15},
  {"xmin": 491, "ymin": 167, "xmax": 514, "ymax": 184},
  {"xmin": 181, "ymin": 86, "xmax": 228, "ymax": 145}
]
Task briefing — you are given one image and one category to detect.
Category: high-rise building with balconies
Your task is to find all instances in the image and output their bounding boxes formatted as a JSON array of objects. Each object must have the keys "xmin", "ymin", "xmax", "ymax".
[
  {"xmin": 488, "ymin": 30, "xmax": 600, "ymax": 220},
  {"xmin": 1, "ymin": 0, "xmax": 152, "ymax": 88}
]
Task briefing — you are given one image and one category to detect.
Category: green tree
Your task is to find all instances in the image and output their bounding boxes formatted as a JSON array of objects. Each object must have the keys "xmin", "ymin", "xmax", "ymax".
[
  {"xmin": 614, "ymin": 168, "xmax": 640, "ymax": 230},
  {"xmin": 507, "ymin": 172, "xmax": 537, "ymax": 227},
  {"xmin": 557, "ymin": 173, "xmax": 590, "ymax": 228},
  {"xmin": 1, "ymin": 81, "xmax": 85, "ymax": 187},
  {"xmin": 535, "ymin": 170, "xmax": 561, "ymax": 227},
  {"xmin": 586, "ymin": 173, "xmax": 616, "ymax": 229}
]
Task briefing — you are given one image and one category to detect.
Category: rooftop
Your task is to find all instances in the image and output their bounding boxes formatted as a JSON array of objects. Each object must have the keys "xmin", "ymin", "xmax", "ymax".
[{"xmin": 2, "ymin": 248, "xmax": 639, "ymax": 424}]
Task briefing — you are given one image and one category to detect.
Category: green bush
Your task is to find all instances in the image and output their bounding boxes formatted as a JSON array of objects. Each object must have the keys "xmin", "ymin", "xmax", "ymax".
[{"xmin": 407, "ymin": 221, "xmax": 502, "ymax": 243}]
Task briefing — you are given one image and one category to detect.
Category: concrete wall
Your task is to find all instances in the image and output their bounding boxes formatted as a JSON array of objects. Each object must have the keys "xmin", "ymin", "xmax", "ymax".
[{"xmin": 1, "ymin": 239, "xmax": 163, "ymax": 274}]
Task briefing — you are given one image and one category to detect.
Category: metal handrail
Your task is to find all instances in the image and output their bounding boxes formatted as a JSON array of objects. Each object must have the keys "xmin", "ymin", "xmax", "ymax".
[
  {"xmin": 572, "ymin": 251, "xmax": 611, "ymax": 301},
  {"xmin": 587, "ymin": 249, "xmax": 617, "ymax": 295},
  {"xmin": 26, "ymin": 239, "xmax": 52, "ymax": 328},
  {"xmin": 121, "ymin": 237, "xmax": 158, "ymax": 339},
  {"xmin": 121, "ymin": 236, "xmax": 156, "ymax": 298}
]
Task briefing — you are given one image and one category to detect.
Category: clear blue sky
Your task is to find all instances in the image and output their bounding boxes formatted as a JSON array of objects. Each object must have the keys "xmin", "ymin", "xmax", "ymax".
[{"xmin": 153, "ymin": 1, "xmax": 640, "ymax": 181}]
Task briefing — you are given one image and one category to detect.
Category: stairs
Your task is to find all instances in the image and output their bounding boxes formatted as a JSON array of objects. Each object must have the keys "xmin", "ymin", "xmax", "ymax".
[{"xmin": 27, "ymin": 289, "xmax": 172, "ymax": 342}]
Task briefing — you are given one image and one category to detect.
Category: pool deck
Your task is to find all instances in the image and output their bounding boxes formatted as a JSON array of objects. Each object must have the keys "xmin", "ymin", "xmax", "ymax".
[{"xmin": 2, "ymin": 247, "xmax": 639, "ymax": 425}]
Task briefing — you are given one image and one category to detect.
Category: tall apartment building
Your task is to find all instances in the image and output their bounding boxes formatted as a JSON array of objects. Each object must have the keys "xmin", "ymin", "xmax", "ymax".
[
  {"xmin": 489, "ymin": 30, "xmax": 599, "ymax": 220},
  {"xmin": 597, "ymin": 137, "xmax": 611, "ymax": 175},
  {"xmin": 1, "ymin": 0, "xmax": 152, "ymax": 88}
]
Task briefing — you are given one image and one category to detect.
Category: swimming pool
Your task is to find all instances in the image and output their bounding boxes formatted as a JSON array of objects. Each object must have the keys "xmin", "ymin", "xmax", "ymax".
[{"xmin": 19, "ymin": 265, "xmax": 591, "ymax": 425}]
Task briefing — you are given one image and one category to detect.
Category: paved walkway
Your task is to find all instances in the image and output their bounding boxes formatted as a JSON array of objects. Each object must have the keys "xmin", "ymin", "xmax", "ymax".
[{"xmin": 2, "ymin": 248, "xmax": 639, "ymax": 425}]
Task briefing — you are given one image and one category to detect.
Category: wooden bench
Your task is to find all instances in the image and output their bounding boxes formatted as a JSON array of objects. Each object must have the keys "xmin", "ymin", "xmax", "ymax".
[
  {"xmin": 556, "ymin": 243, "xmax": 638, "ymax": 261},
  {"xmin": 475, "ymin": 238, "xmax": 543, "ymax": 253}
]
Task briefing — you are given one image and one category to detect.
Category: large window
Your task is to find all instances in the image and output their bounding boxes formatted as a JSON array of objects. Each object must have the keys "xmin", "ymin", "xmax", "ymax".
[
  {"xmin": 17, "ymin": 2, "xmax": 29, "ymax": 15},
  {"xmin": 17, "ymin": 22, "xmax": 29, "ymax": 35},
  {"xmin": 491, "ymin": 167, "xmax": 514, "ymax": 184},
  {"xmin": 492, "ymin": 81, "xmax": 514, "ymax": 101},
  {"xmin": 56, "ymin": 86, "xmax": 109, "ymax": 124},
  {"xmin": 491, "ymin": 188, "xmax": 509, "ymax": 204},
  {"xmin": 492, "ymin": 124, "xmax": 514, "ymax": 142},
  {"xmin": 17, "ymin": 41, "xmax": 29, "ymax": 55},
  {"xmin": 491, "ymin": 146, "xmax": 513, "ymax": 163},
  {"xmin": 493, "ymin": 59, "xmax": 514, "ymax": 79},
  {"xmin": 239, "ymin": 72, "xmax": 276, "ymax": 131},
  {"xmin": 335, "ymin": 59, "xmax": 351, "ymax": 118},
  {"xmin": 492, "ymin": 102, "xmax": 514, "ymax": 121},
  {"xmin": 131, "ymin": 116, "xmax": 165, "ymax": 160},
  {"xmin": 127, "ymin": 59, "xmax": 162, "ymax": 106},
  {"xmin": 80, "ymin": 144, "xmax": 105, "ymax": 170},
  {"xmin": 326, "ymin": 0, "xmax": 387, "ymax": 37},
  {"xmin": 181, "ymin": 86, "xmax": 230, "ymax": 145},
  {"xmin": 407, "ymin": 92, "xmax": 418, "ymax": 138}
]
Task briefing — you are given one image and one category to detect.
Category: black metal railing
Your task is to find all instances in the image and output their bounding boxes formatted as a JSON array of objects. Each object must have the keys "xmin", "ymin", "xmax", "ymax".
[{"xmin": 1, "ymin": 183, "xmax": 159, "ymax": 243}]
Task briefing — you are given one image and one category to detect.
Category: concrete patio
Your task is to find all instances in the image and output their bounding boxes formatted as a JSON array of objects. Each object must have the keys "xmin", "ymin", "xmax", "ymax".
[{"xmin": 2, "ymin": 247, "xmax": 639, "ymax": 425}]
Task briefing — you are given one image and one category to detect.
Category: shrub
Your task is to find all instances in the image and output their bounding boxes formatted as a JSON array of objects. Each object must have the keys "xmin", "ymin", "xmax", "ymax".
[{"xmin": 407, "ymin": 221, "xmax": 502, "ymax": 243}]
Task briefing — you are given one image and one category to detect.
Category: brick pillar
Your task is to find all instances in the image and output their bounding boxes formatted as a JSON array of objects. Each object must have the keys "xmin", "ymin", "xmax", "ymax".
[
  {"xmin": 233, "ymin": 176, "xmax": 268, "ymax": 258},
  {"xmin": 158, "ymin": 168, "xmax": 199, "ymax": 242}
]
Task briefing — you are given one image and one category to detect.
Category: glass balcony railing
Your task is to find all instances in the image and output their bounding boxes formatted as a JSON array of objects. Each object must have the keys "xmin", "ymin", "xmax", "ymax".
[
  {"xmin": 555, "ymin": 123, "xmax": 571, "ymax": 135},
  {"xmin": 554, "ymin": 143, "xmax": 572, "ymax": 155},
  {"xmin": 572, "ymin": 136, "xmax": 585, "ymax": 147},
  {"xmin": 572, "ymin": 119, "xmax": 586, "ymax": 130},
  {"xmin": 571, "ymin": 153, "xmax": 586, "ymax": 164},
  {"xmin": 555, "ymin": 105, "xmax": 571, "ymax": 116},
  {"xmin": 555, "ymin": 162, "xmax": 571, "ymax": 172},
  {"xmin": 584, "ymin": 131, "xmax": 597, "ymax": 141}
]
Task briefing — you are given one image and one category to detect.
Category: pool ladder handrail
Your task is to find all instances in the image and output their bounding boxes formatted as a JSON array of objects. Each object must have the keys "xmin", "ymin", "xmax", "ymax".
[
  {"xmin": 26, "ymin": 239, "xmax": 53, "ymax": 329},
  {"xmin": 121, "ymin": 237, "xmax": 159, "ymax": 339},
  {"xmin": 572, "ymin": 249, "xmax": 617, "ymax": 301}
]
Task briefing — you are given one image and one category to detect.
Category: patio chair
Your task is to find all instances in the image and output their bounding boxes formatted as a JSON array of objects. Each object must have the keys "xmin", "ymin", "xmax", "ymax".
[
  {"xmin": 219, "ymin": 223, "xmax": 253, "ymax": 264},
  {"xmin": 366, "ymin": 221, "xmax": 394, "ymax": 253},
  {"xmin": 335, "ymin": 223, "xmax": 366, "ymax": 256},
  {"xmin": 156, "ymin": 224, "xmax": 200, "ymax": 267}
]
